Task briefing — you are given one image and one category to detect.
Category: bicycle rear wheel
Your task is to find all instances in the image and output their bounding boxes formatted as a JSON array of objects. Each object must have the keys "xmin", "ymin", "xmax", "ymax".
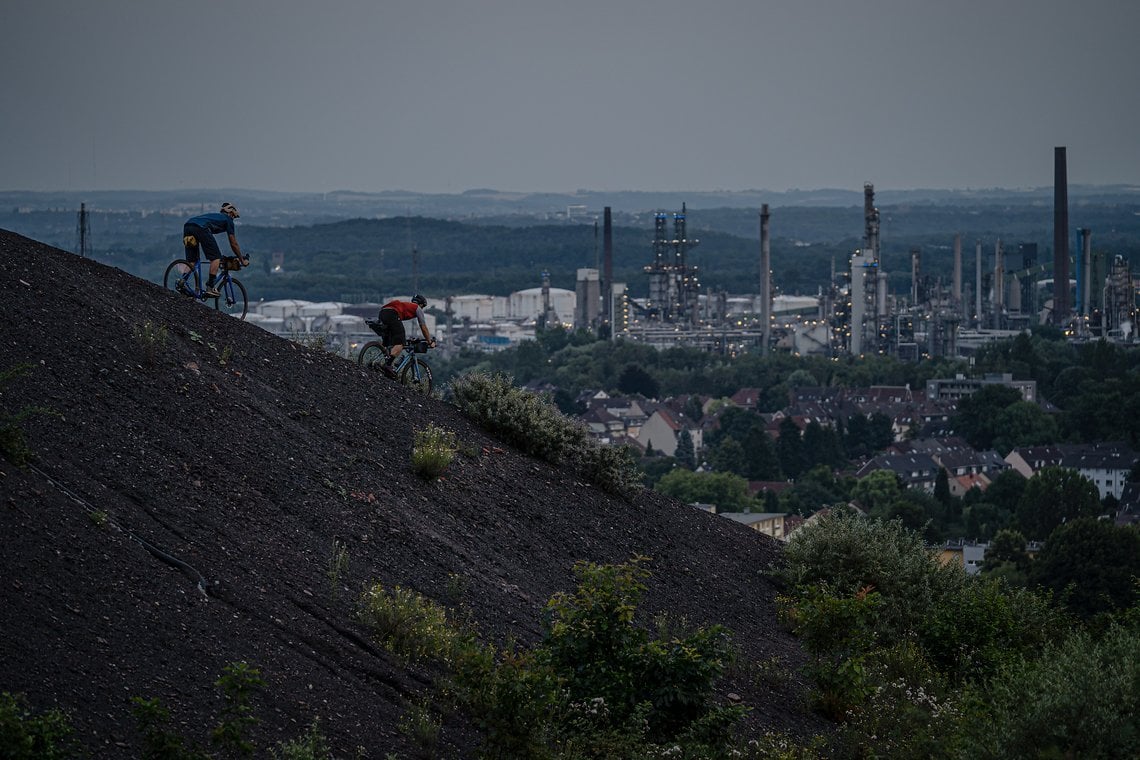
[
  {"xmin": 400, "ymin": 359, "xmax": 433, "ymax": 396},
  {"xmin": 213, "ymin": 276, "xmax": 248, "ymax": 320},
  {"xmin": 357, "ymin": 341, "xmax": 388, "ymax": 370},
  {"xmin": 163, "ymin": 259, "xmax": 198, "ymax": 295}
]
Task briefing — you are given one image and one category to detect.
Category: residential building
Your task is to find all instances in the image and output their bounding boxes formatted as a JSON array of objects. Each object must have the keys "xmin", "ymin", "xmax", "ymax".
[
  {"xmin": 925, "ymin": 372, "xmax": 1037, "ymax": 403},
  {"xmin": 719, "ymin": 512, "xmax": 786, "ymax": 540},
  {"xmin": 1004, "ymin": 442, "xmax": 1139, "ymax": 499}
]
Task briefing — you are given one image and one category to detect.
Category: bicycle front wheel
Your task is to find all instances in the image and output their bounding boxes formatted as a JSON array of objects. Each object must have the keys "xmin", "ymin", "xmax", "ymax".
[
  {"xmin": 163, "ymin": 259, "xmax": 198, "ymax": 295},
  {"xmin": 357, "ymin": 341, "xmax": 388, "ymax": 370},
  {"xmin": 400, "ymin": 359, "xmax": 433, "ymax": 396},
  {"xmin": 213, "ymin": 276, "xmax": 248, "ymax": 319}
]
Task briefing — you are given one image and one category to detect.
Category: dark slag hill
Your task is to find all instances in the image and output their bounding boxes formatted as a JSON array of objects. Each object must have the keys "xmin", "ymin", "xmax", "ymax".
[{"xmin": 0, "ymin": 229, "xmax": 827, "ymax": 756}]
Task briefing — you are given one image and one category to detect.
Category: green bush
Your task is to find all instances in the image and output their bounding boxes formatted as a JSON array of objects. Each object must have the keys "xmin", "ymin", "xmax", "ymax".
[
  {"xmin": 211, "ymin": 661, "xmax": 265, "ymax": 757},
  {"xmin": 450, "ymin": 371, "xmax": 642, "ymax": 499},
  {"xmin": 131, "ymin": 696, "xmax": 208, "ymax": 760},
  {"xmin": 358, "ymin": 583, "xmax": 463, "ymax": 665},
  {"xmin": 0, "ymin": 692, "xmax": 75, "ymax": 760},
  {"xmin": 540, "ymin": 558, "xmax": 743, "ymax": 745},
  {"xmin": 777, "ymin": 507, "xmax": 962, "ymax": 641},
  {"xmin": 357, "ymin": 558, "xmax": 744, "ymax": 757},
  {"xmin": 918, "ymin": 576, "xmax": 1066, "ymax": 684},
  {"xmin": 837, "ymin": 641, "xmax": 961, "ymax": 760},
  {"xmin": 410, "ymin": 423, "xmax": 457, "ymax": 480},
  {"xmin": 958, "ymin": 624, "xmax": 1140, "ymax": 759}
]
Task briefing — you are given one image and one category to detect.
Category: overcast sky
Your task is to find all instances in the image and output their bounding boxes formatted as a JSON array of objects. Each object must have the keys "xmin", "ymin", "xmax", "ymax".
[{"xmin": 3, "ymin": 0, "xmax": 1138, "ymax": 194}]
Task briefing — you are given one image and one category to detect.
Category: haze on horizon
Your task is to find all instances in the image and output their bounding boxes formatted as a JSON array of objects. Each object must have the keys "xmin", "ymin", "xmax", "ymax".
[{"xmin": 3, "ymin": 0, "xmax": 1139, "ymax": 196}]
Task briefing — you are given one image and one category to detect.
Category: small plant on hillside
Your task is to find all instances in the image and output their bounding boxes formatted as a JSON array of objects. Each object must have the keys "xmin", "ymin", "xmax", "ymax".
[
  {"xmin": 327, "ymin": 538, "xmax": 350, "ymax": 592},
  {"xmin": 0, "ymin": 691, "xmax": 76, "ymax": 760},
  {"xmin": 291, "ymin": 332, "xmax": 328, "ymax": 352},
  {"xmin": 410, "ymin": 423, "xmax": 457, "ymax": 480},
  {"xmin": 133, "ymin": 319, "xmax": 169, "ymax": 366},
  {"xmin": 211, "ymin": 661, "xmax": 265, "ymax": 757},
  {"xmin": 0, "ymin": 364, "xmax": 58, "ymax": 468},
  {"xmin": 271, "ymin": 718, "xmax": 341, "ymax": 760},
  {"xmin": 358, "ymin": 583, "xmax": 462, "ymax": 665},
  {"xmin": 450, "ymin": 371, "xmax": 642, "ymax": 499},
  {"xmin": 131, "ymin": 696, "xmax": 208, "ymax": 760},
  {"xmin": 396, "ymin": 699, "xmax": 442, "ymax": 758}
]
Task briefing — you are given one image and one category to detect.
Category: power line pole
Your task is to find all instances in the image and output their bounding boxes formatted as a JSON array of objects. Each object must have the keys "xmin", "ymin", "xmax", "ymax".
[{"xmin": 75, "ymin": 203, "xmax": 90, "ymax": 258}]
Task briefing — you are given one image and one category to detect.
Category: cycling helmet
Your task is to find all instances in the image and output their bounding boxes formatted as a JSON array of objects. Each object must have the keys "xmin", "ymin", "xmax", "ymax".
[
  {"xmin": 412, "ymin": 294, "xmax": 427, "ymax": 307},
  {"xmin": 220, "ymin": 202, "xmax": 240, "ymax": 218}
]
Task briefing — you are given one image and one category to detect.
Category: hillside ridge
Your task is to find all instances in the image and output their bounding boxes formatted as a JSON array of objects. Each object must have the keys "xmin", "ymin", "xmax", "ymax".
[{"xmin": 0, "ymin": 228, "xmax": 824, "ymax": 755}]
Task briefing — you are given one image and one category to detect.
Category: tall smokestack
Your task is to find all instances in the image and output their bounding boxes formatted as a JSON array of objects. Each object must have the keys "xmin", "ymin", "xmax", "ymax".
[
  {"xmin": 911, "ymin": 248, "xmax": 921, "ymax": 305},
  {"xmin": 975, "ymin": 240, "xmax": 983, "ymax": 327},
  {"xmin": 1054, "ymin": 147, "xmax": 1069, "ymax": 325},
  {"xmin": 603, "ymin": 206, "xmax": 613, "ymax": 330},
  {"xmin": 759, "ymin": 204, "xmax": 771, "ymax": 357},
  {"xmin": 953, "ymin": 233, "xmax": 962, "ymax": 307},
  {"xmin": 1080, "ymin": 228, "xmax": 1092, "ymax": 318},
  {"xmin": 994, "ymin": 239, "xmax": 1004, "ymax": 327}
]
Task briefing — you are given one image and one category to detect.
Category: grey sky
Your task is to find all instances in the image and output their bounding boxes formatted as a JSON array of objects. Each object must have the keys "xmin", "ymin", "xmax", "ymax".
[{"xmin": 3, "ymin": 0, "xmax": 1138, "ymax": 194}]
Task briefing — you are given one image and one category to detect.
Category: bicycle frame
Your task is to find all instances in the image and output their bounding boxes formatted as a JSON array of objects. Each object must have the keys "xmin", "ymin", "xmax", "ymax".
[
  {"xmin": 175, "ymin": 261, "xmax": 237, "ymax": 301},
  {"xmin": 392, "ymin": 348, "xmax": 425, "ymax": 383},
  {"xmin": 165, "ymin": 256, "xmax": 249, "ymax": 319}
]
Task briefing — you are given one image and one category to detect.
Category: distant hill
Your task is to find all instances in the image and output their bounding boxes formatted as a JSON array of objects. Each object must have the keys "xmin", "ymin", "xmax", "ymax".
[
  {"xmin": 0, "ymin": 229, "xmax": 828, "ymax": 755},
  {"xmin": 3, "ymin": 186, "xmax": 1139, "ymax": 300}
]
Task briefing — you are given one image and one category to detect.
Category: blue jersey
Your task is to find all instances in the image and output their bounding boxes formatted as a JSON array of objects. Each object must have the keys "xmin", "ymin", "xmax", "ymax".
[{"xmin": 186, "ymin": 212, "xmax": 235, "ymax": 235}]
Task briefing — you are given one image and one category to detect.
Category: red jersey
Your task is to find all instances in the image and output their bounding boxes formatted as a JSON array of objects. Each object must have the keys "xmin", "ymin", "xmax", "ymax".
[{"xmin": 383, "ymin": 300, "xmax": 421, "ymax": 320}]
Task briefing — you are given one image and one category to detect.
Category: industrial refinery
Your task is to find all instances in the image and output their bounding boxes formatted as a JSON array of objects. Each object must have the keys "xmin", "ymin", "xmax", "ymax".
[{"xmin": 581, "ymin": 146, "xmax": 1137, "ymax": 359}]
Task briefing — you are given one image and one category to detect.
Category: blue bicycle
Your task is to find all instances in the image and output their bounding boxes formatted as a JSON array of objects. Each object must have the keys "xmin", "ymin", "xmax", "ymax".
[
  {"xmin": 357, "ymin": 321, "xmax": 434, "ymax": 396},
  {"xmin": 163, "ymin": 256, "xmax": 249, "ymax": 320}
]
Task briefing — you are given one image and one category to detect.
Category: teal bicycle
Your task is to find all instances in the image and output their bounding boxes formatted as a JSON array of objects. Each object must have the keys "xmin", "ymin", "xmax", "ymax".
[
  {"xmin": 163, "ymin": 255, "xmax": 249, "ymax": 320},
  {"xmin": 357, "ymin": 321, "xmax": 434, "ymax": 396}
]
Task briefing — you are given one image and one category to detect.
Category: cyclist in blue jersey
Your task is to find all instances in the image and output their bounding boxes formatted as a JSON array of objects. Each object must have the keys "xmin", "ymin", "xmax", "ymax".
[{"xmin": 182, "ymin": 202, "xmax": 248, "ymax": 297}]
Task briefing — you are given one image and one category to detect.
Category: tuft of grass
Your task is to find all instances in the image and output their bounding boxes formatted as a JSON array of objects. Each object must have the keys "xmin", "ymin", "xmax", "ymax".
[
  {"xmin": 290, "ymin": 332, "xmax": 328, "ymax": 352},
  {"xmin": 271, "ymin": 718, "xmax": 336, "ymax": 760},
  {"xmin": 397, "ymin": 699, "xmax": 442, "ymax": 758},
  {"xmin": 327, "ymin": 538, "xmax": 349, "ymax": 591},
  {"xmin": 411, "ymin": 423, "xmax": 457, "ymax": 480},
  {"xmin": 133, "ymin": 320, "xmax": 169, "ymax": 366},
  {"xmin": 0, "ymin": 364, "xmax": 59, "ymax": 468}
]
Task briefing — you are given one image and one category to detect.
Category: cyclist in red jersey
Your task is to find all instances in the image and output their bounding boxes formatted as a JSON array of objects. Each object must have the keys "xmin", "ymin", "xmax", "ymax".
[{"xmin": 377, "ymin": 294, "xmax": 435, "ymax": 377}]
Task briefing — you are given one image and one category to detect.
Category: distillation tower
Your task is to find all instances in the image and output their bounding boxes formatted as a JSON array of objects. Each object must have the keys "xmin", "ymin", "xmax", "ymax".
[{"xmin": 644, "ymin": 203, "xmax": 700, "ymax": 325}]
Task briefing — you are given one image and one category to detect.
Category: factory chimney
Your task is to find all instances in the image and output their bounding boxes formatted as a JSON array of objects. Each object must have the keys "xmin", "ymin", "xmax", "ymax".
[
  {"xmin": 952, "ymin": 233, "xmax": 962, "ymax": 308},
  {"xmin": 1053, "ymin": 147, "xmax": 1070, "ymax": 325},
  {"xmin": 759, "ymin": 204, "xmax": 771, "ymax": 357},
  {"xmin": 603, "ymin": 206, "xmax": 613, "ymax": 332},
  {"xmin": 1080, "ymin": 228, "xmax": 1092, "ymax": 319},
  {"xmin": 994, "ymin": 240, "xmax": 1004, "ymax": 328},
  {"xmin": 910, "ymin": 248, "xmax": 921, "ymax": 306},
  {"xmin": 975, "ymin": 240, "xmax": 983, "ymax": 327}
]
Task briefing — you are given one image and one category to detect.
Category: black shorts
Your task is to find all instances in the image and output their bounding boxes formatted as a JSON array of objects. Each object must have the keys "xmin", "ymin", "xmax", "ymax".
[
  {"xmin": 379, "ymin": 307, "xmax": 407, "ymax": 347},
  {"xmin": 183, "ymin": 223, "xmax": 221, "ymax": 263}
]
